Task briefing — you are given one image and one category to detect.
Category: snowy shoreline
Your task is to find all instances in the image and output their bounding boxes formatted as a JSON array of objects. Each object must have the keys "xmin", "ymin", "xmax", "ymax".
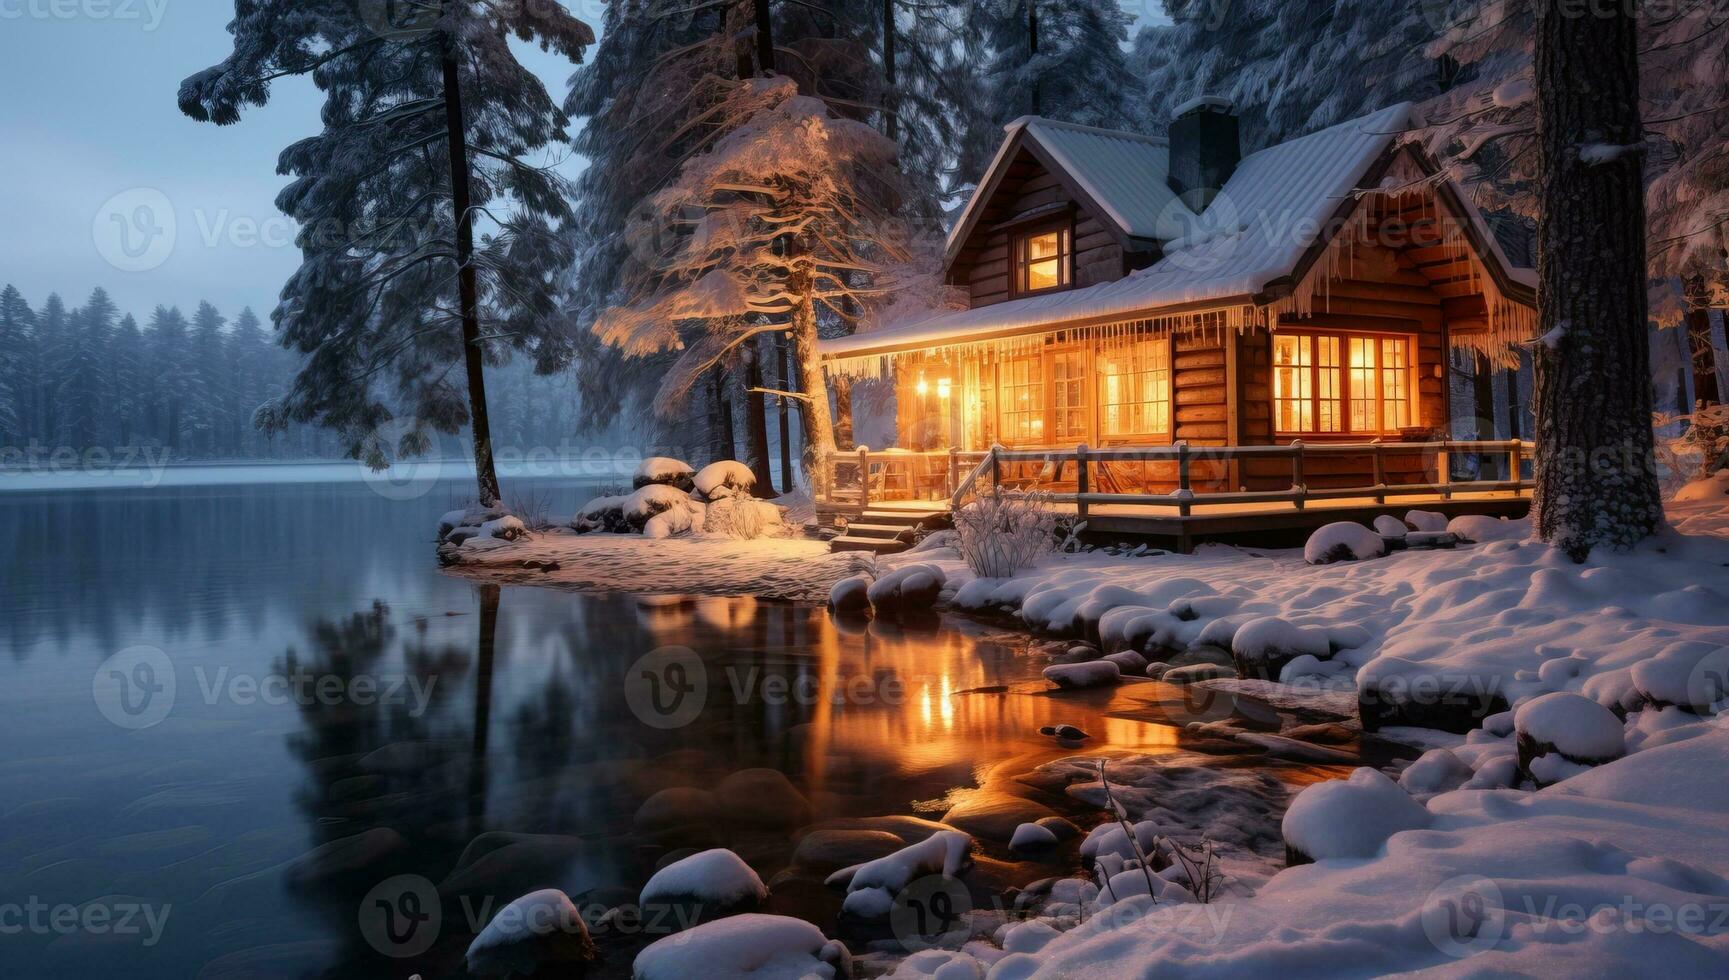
[{"xmin": 442, "ymin": 477, "xmax": 1729, "ymax": 977}]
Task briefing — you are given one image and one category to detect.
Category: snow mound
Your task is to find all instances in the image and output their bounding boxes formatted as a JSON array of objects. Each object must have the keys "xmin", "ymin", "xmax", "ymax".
[
  {"xmin": 1673, "ymin": 469, "xmax": 1729, "ymax": 503},
  {"xmin": 828, "ymin": 830, "xmax": 973, "ymax": 918},
  {"xmin": 1303, "ymin": 522, "xmax": 1386, "ymax": 564},
  {"xmin": 1372, "ymin": 515, "xmax": 1408, "ymax": 537},
  {"xmin": 867, "ymin": 563, "xmax": 946, "ymax": 613},
  {"xmin": 573, "ymin": 493, "xmax": 632, "ymax": 533},
  {"xmin": 633, "ymin": 913, "xmax": 849, "ymax": 980},
  {"xmin": 1513, "ymin": 691, "xmax": 1624, "ymax": 762},
  {"xmin": 1404, "ymin": 509, "xmax": 1449, "ymax": 532},
  {"xmin": 1231, "ymin": 616, "xmax": 1331, "ymax": 680},
  {"xmin": 694, "ymin": 460, "xmax": 757, "ymax": 500},
  {"xmin": 1043, "ymin": 660, "xmax": 1121, "ymax": 689},
  {"xmin": 640, "ymin": 848, "xmax": 767, "ymax": 912},
  {"xmin": 1448, "ymin": 513, "xmax": 1528, "ymax": 542},
  {"xmin": 1629, "ymin": 640, "xmax": 1729, "ymax": 712},
  {"xmin": 465, "ymin": 888, "xmax": 594, "ymax": 977},
  {"xmin": 1397, "ymin": 748, "xmax": 1474, "ymax": 797},
  {"xmin": 1009, "ymin": 822, "xmax": 1060, "ymax": 853},
  {"xmin": 627, "ymin": 483, "xmax": 696, "ymax": 520},
  {"xmin": 635, "ymin": 456, "xmax": 696, "ymax": 491},
  {"xmin": 702, "ymin": 496, "xmax": 784, "ymax": 539},
  {"xmin": 645, "ymin": 503, "xmax": 703, "ymax": 539},
  {"xmin": 1281, "ymin": 767, "xmax": 1429, "ymax": 863}
]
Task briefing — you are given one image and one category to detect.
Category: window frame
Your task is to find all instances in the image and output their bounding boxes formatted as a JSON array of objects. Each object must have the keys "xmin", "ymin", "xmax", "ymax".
[
  {"xmin": 1095, "ymin": 335, "xmax": 1175, "ymax": 442},
  {"xmin": 1011, "ymin": 221, "xmax": 1074, "ymax": 297},
  {"xmin": 1271, "ymin": 329, "xmax": 1419, "ymax": 438}
]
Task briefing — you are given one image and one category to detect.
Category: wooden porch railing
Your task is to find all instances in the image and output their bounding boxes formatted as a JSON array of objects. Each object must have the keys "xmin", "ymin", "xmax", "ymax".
[{"xmin": 940, "ymin": 439, "xmax": 1535, "ymax": 518}]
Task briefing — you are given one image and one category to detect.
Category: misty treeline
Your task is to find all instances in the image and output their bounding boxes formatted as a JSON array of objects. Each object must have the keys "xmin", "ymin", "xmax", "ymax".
[{"xmin": 0, "ymin": 283, "xmax": 577, "ymax": 461}]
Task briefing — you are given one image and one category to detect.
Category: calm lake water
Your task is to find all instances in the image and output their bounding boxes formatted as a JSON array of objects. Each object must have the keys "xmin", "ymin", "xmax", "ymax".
[{"xmin": 0, "ymin": 464, "xmax": 1356, "ymax": 978}]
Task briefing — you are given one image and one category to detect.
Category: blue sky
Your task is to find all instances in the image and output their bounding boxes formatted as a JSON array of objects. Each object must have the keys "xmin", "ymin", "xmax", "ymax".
[{"xmin": 0, "ymin": 1, "xmax": 1166, "ymax": 324}]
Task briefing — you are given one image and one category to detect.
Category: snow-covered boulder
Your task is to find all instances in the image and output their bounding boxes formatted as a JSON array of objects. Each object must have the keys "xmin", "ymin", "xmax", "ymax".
[
  {"xmin": 1448, "ymin": 514, "xmax": 1527, "ymax": 543},
  {"xmin": 1629, "ymin": 640, "xmax": 1729, "ymax": 713},
  {"xmin": 1397, "ymin": 748, "xmax": 1475, "ymax": 798},
  {"xmin": 694, "ymin": 460, "xmax": 757, "ymax": 500},
  {"xmin": 1042, "ymin": 660, "xmax": 1121, "ymax": 689},
  {"xmin": 465, "ymin": 888, "xmax": 595, "ymax": 977},
  {"xmin": 440, "ymin": 505, "xmax": 527, "ymax": 547},
  {"xmin": 1372, "ymin": 515, "xmax": 1408, "ymax": 538},
  {"xmin": 633, "ymin": 914, "xmax": 850, "ymax": 980},
  {"xmin": 829, "ymin": 575, "xmax": 873, "ymax": 614},
  {"xmin": 1280, "ymin": 767, "xmax": 1430, "ymax": 865},
  {"xmin": 639, "ymin": 848, "xmax": 767, "ymax": 927},
  {"xmin": 645, "ymin": 503, "xmax": 703, "ymax": 539},
  {"xmin": 1008, "ymin": 822, "xmax": 1059, "ymax": 855},
  {"xmin": 1230, "ymin": 616, "xmax": 1332, "ymax": 681},
  {"xmin": 573, "ymin": 493, "xmax": 632, "ymax": 534},
  {"xmin": 634, "ymin": 456, "xmax": 696, "ymax": 492},
  {"xmin": 1103, "ymin": 650, "xmax": 1149, "ymax": 676},
  {"xmin": 1405, "ymin": 510, "xmax": 1449, "ymax": 532},
  {"xmin": 828, "ymin": 830, "xmax": 973, "ymax": 924},
  {"xmin": 1513, "ymin": 692, "xmax": 1624, "ymax": 786},
  {"xmin": 1303, "ymin": 521, "xmax": 1387, "ymax": 565},
  {"xmin": 866, "ymin": 563, "xmax": 946, "ymax": 615}
]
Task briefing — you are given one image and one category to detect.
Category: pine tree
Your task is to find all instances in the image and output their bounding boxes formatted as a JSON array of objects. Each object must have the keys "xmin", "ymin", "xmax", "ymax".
[
  {"xmin": 972, "ymin": 0, "xmax": 1139, "ymax": 132},
  {"xmin": 110, "ymin": 314, "xmax": 145, "ymax": 447},
  {"xmin": 145, "ymin": 305, "xmax": 190, "ymax": 453},
  {"xmin": 1530, "ymin": 0, "xmax": 1663, "ymax": 558},
  {"xmin": 180, "ymin": 1, "xmax": 595, "ymax": 505},
  {"xmin": 228, "ymin": 307, "xmax": 271, "ymax": 456},
  {"xmin": 0, "ymin": 285, "xmax": 33, "ymax": 444},
  {"xmin": 33, "ymin": 294, "xmax": 68, "ymax": 445},
  {"xmin": 56, "ymin": 288, "xmax": 118, "ymax": 448},
  {"xmin": 187, "ymin": 301, "xmax": 229, "ymax": 456}
]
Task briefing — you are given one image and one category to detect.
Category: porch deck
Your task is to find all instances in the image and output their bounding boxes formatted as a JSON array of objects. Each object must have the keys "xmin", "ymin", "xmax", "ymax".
[{"xmin": 817, "ymin": 440, "xmax": 1535, "ymax": 552}]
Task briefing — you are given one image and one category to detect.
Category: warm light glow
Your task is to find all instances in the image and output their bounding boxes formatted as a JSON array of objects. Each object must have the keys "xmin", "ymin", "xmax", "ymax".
[
  {"xmin": 915, "ymin": 375, "xmax": 929, "ymax": 397},
  {"xmin": 936, "ymin": 378, "xmax": 952, "ymax": 399}
]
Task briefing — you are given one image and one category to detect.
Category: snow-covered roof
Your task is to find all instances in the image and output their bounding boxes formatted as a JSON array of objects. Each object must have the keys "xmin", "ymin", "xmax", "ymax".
[
  {"xmin": 946, "ymin": 117, "xmax": 1191, "ymax": 259},
  {"xmin": 826, "ymin": 103, "xmax": 1534, "ymax": 362}
]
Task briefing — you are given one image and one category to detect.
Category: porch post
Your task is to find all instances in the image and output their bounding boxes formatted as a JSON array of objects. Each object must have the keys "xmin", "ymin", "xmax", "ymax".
[
  {"xmin": 948, "ymin": 447, "xmax": 960, "ymax": 498},
  {"xmin": 1291, "ymin": 439, "xmax": 1306, "ymax": 511},
  {"xmin": 1075, "ymin": 443, "xmax": 1090, "ymax": 522},
  {"xmin": 857, "ymin": 445, "xmax": 870, "ymax": 511},
  {"xmin": 1371, "ymin": 438, "xmax": 1386, "ymax": 505},
  {"xmin": 1177, "ymin": 441, "xmax": 1192, "ymax": 518}
]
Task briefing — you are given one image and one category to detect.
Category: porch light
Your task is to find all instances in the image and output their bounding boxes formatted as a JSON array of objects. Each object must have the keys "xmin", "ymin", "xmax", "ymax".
[{"xmin": 916, "ymin": 374, "xmax": 929, "ymax": 396}]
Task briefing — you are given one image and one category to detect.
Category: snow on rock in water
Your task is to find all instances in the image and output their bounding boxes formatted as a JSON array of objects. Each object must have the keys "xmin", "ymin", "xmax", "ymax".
[
  {"xmin": 634, "ymin": 456, "xmax": 696, "ymax": 491},
  {"xmin": 1009, "ymin": 822, "xmax": 1059, "ymax": 854},
  {"xmin": 1404, "ymin": 509, "xmax": 1449, "ymax": 532},
  {"xmin": 633, "ymin": 913, "xmax": 850, "ymax": 980},
  {"xmin": 1513, "ymin": 692, "xmax": 1624, "ymax": 786},
  {"xmin": 1230, "ymin": 617, "xmax": 1331, "ymax": 681},
  {"xmin": 1042, "ymin": 660, "xmax": 1121, "ymax": 689},
  {"xmin": 694, "ymin": 460, "xmax": 757, "ymax": 500},
  {"xmin": 639, "ymin": 848, "xmax": 767, "ymax": 925},
  {"xmin": 828, "ymin": 830, "xmax": 972, "ymax": 921},
  {"xmin": 829, "ymin": 574, "xmax": 872, "ymax": 613},
  {"xmin": 465, "ymin": 888, "xmax": 594, "ymax": 977},
  {"xmin": 1280, "ymin": 767, "xmax": 1429, "ymax": 864},
  {"xmin": 867, "ymin": 563, "xmax": 946, "ymax": 614},
  {"xmin": 1303, "ymin": 521, "xmax": 1386, "ymax": 565}
]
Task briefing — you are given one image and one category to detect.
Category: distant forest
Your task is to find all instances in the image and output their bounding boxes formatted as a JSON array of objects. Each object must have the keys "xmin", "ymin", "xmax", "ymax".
[{"xmin": 0, "ymin": 283, "xmax": 584, "ymax": 464}]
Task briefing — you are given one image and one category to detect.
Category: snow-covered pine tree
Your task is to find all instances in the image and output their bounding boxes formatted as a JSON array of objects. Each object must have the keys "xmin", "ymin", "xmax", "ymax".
[
  {"xmin": 110, "ymin": 313, "xmax": 145, "ymax": 448},
  {"xmin": 55, "ymin": 288, "xmax": 118, "ymax": 449},
  {"xmin": 970, "ymin": 0, "xmax": 1140, "ymax": 135},
  {"xmin": 591, "ymin": 5, "xmax": 913, "ymax": 497},
  {"xmin": 227, "ymin": 307, "xmax": 272, "ymax": 457},
  {"xmin": 180, "ymin": 1, "xmax": 594, "ymax": 505},
  {"xmin": 1530, "ymin": 0, "xmax": 1664, "ymax": 557},
  {"xmin": 145, "ymin": 305, "xmax": 189, "ymax": 453},
  {"xmin": 187, "ymin": 301, "xmax": 229, "ymax": 456},
  {"xmin": 0, "ymin": 284, "xmax": 33, "ymax": 445},
  {"xmin": 33, "ymin": 293, "xmax": 68, "ymax": 446}
]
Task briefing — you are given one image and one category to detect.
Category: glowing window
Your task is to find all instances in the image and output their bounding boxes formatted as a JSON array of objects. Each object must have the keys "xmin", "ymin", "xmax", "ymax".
[
  {"xmin": 1015, "ymin": 228, "xmax": 1070, "ymax": 294},
  {"xmin": 1275, "ymin": 331, "xmax": 1414, "ymax": 435},
  {"xmin": 1098, "ymin": 339, "xmax": 1171, "ymax": 437}
]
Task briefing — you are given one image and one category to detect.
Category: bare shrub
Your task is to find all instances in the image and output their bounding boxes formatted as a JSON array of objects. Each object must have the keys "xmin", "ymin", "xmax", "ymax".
[
  {"xmin": 505, "ymin": 489, "xmax": 555, "ymax": 530},
  {"xmin": 953, "ymin": 490, "xmax": 1056, "ymax": 578}
]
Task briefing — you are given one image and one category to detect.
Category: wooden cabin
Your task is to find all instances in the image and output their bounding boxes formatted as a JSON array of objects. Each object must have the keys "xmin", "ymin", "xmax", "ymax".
[{"xmin": 815, "ymin": 99, "xmax": 1539, "ymax": 549}]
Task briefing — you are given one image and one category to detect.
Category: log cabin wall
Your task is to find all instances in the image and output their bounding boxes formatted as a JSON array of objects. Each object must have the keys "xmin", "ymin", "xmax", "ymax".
[{"xmin": 950, "ymin": 148, "xmax": 1143, "ymax": 308}]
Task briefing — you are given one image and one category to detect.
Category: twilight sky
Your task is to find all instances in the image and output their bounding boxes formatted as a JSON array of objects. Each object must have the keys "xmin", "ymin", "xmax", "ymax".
[{"xmin": 0, "ymin": 1, "xmax": 1165, "ymax": 324}]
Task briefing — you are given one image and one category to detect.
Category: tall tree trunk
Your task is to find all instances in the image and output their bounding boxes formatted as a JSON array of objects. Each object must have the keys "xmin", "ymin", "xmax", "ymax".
[
  {"xmin": 707, "ymin": 367, "xmax": 732, "ymax": 462},
  {"xmin": 833, "ymin": 375, "xmax": 855, "ymax": 449},
  {"xmin": 1531, "ymin": 0, "xmax": 1663, "ymax": 560},
  {"xmin": 789, "ymin": 268, "xmax": 836, "ymax": 498},
  {"xmin": 441, "ymin": 31, "xmax": 503, "ymax": 508},
  {"xmin": 743, "ymin": 338, "xmax": 776, "ymax": 496},
  {"xmin": 882, "ymin": 0, "xmax": 897, "ymax": 141},
  {"xmin": 1027, "ymin": 0, "xmax": 1040, "ymax": 116},
  {"xmin": 1505, "ymin": 355, "xmax": 1524, "ymax": 441},
  {"xmin": 754, "ymin": 0, "xmax": 775, "ymax": 74},
  {"xmin": 777, "ymin": 334, "xmax": 794, "ymax": 490},
  {"xmin": 1471, "ymin": 352, "xmax": 1497, "ymax": 478}
]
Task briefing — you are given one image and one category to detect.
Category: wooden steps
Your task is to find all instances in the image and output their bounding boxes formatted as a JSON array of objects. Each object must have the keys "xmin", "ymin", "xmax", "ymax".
[{"xmin": 828, "ymin": 508, "xmax": 951, "ymax": 555}]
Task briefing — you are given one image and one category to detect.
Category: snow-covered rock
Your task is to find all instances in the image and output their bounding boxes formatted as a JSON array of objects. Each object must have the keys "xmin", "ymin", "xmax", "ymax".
[
  {"xmin": 828, "ymin": 830, "xmax": 973, "ymax": 923},
  {"xmin": 1372, "ymin": 515, "xmax": 1408, "ymax": 538},
  {"xmin": 1042, "ymin": 660, "xmax": 1121, "ymax": 689},
  {"xmin": 573, "ymin": 493, "xmax": 632, "ymax": 533},
  {"xmin": 465, "ymin": 888, "xmax": 595, "ymax": 977},
  {"xmin": 1513, "ymin": 692, "xmax": 1624, "ymax": 785},
  {"xmin": 1629, "ymin": 640, "xmax": 1729, "ymax": 713},
  {"xmin": 1448, "ymin": 513, "xmax": 1526, "ymax": 543},
  {"xmin": 1009, "ymin": 822, "xmax": 1060, "ymax": 854},
  {"xmin": 635, "ymin": 456, "xmax": 696, "ymax": 491},
  {"xmin": 633, "ymin": 913, "xmax": 850, "ymax": 980},
  {"xmin": 694, "ymin": 460, "xmax": 757, "ymax": 500},
  {"xmin": 1280, "ymin": 767, "xmax": 1429, "ymax": 864},
  {"xmin": 1230, "ymin": 616, "xmax": 1331, "ymax": 681},
  {"xmin": 1404, "ymin": 509, "xmax": 1449, "ymax": 532},
  {"xmin": 639, "ymin": 848, "xmax": 767, "ymax": 926},
  {"xmin": 867, "ymin": 563, "xmax": 946, "ymax": 614},
  {"xmin": 1303, "ymin": 521, "xmax": 1386, "ymax": 565},
  {"xmin": 829, "ymin": 574, "xmax": 873, "ymax": 613},
  {"xmin": 1397, "ymin": 747, "xmax": 1475, "ymax": 797},
  {"xmin": 1102, "ymin": 650, "xmax": 1149, "ymax": 675}
]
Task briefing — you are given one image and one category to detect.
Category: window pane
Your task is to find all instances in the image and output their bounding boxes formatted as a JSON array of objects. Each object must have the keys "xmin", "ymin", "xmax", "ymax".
[
  {"xmin": 1026, "ymin": 232, "xmax": 1061, "ymax": 260},
  {"xmin": 999, "ymin": 354, "xmax": 1044, "ymax": 445},
  {"xmin": 1097, "ymin": 339, "xmax": 1170, "ymax": 437},
  {"xmin": 1349, "ymin": 337, "xmax": 1377, "ymax": 433},
  {"xmin": 1381, "ymin": 338, "xmax": 1410, "ymax": 430},
  {"xmin": 1018, "ymin": 230, "xmax": 1066, "ymax": 292},
  {"xmin": 1053, "ymin": 351, "xmax": 1087, "ymax": 440},
  {"xmin": 1026, "ymin": 258, "xmax": 1061, "ymax": 292},
  {"xmin": 1317, "ymin": 335, "xmax": 1342, "ymax": 433},
  {"xmin": 1274, "ymin": 335, "xmax": 1313, "ymax": 433}
]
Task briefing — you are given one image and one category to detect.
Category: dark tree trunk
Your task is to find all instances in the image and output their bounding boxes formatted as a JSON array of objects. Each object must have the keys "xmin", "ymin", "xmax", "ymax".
[
  {"xmin": 1688, "ymin": 309, "xmax": 1722, "ymax": 406},
  {"xmin": 1505, "ymin": 356, "xmax": 1524, "ymax": 441},
  {"xmin": 754, "ymin": 0, "xmax": 775, "ymax": 74},
  {"xmin": 708, "ymin": 366, "xmax": 735, "ymax": 463},
  {"xmin": 1472, "ymin": 353, "xmax": 1498, "ymax": 478},
  {"xmin": 1027, "ymin": 0, "xmax": 1040, "ymax": 116},
  {"xmin": 789, "ymin": 268, "xmax": 836, "ymax": 497},
  {"xmin": 777, "ymin": 334, "xmax": 794, "ymax": 490},
  {"xmin": 441, "ymin": 34, "xmax": 503, "ymax": 507},
  {"xmin": 1531, "ymin": 0, "xmax": 1663, "ymax": 559},
  {"xmin": 743, "ymin": 338, "xmax": 776, "ymax": 496},
  {"xmin": 833, "ymin": 375, "xmax": 855, "ymax": 449},
  {"xmin": 882, "ymin": 0, "xmax": 897, "ymax": 141}
]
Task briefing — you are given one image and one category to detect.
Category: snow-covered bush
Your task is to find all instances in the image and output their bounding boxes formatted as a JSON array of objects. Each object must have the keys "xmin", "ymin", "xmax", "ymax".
[
  {"xmin": 644, "ymin": 504, "xmax": 702, "ymax": 539},
  {"xmin": 572, "ymin": 493, "xmax": 632, "ymax": 534},
  {"xmin": 1673, "ymin": 468, "xmax": 1729, "ymax": 504},
  {"xmin": 1303, "ymin": 521, "xmax": 1386, "ymax": 565},
  {"xmin": 954, "ymin": 491, "xmax": 1057, "ymax": 578},
  {"xmin": 702, "ymin": 496, "xmax": 784, "ymax": 539},
  {"xmin": 694, "ymin": 460, "xmax": 756, "ymax": 500},
  {"xmin": 1280, "ymin": 767, "xmax": 1429, "ymax": 865},
  {"xmin": 1657, "ymin": 404, "xmax": 1729, "ymax": 485},
  {"xmin": 634, "ymin": 456, "xmax": 696, "ymax": 492}
]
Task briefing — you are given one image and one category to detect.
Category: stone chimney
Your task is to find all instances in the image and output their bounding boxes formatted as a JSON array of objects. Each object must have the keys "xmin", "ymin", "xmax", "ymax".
[{"xmin": 1166, "ymin": 96, "xmax": 1241, "ymax": 213}]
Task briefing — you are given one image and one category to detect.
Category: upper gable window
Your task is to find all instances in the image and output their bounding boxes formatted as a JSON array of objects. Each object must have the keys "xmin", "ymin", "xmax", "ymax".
[{"xmin": 1014, "ymin": 225, "xmax": 1071, "ymax": 295}]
